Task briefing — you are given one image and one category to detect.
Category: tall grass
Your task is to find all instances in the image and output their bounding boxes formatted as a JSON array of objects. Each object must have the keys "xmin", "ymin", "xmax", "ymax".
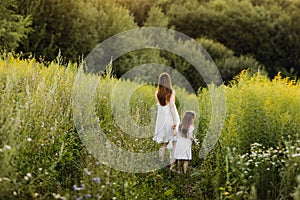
[
  {"xmin": 197, "ymin": 70, "xmax": 300, "ymax": 199},
  {"xmin": 0, "ymin": 55, "xmax": 83, "ymax": 198},
  {"xmin": 0, "ymin": 55, "xmax": 299, "ymax": 199}
]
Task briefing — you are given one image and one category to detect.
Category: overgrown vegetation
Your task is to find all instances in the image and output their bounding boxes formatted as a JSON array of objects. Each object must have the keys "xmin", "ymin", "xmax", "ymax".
[{"xmin": 0, "ymin": 55, "xmax": 299, "ymax": 199}]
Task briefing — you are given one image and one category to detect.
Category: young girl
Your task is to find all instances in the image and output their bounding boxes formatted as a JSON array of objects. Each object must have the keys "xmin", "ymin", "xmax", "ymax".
[
  {"xmin": 173, "ymin": 111, "xmax": 195, "ymax": 174},
  {"xmin": 153, "ymin": 72, "xmax": 180, "ymax": 162}
]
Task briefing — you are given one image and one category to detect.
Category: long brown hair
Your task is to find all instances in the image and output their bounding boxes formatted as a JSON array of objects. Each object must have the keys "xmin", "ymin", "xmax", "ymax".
[
  {"xmin": 179, "ymin": 111, "xmax": 195, "ymax": 137},
  {"xmin": 157, "ymin": 73, "xmax": 173, "ymax": 106}
]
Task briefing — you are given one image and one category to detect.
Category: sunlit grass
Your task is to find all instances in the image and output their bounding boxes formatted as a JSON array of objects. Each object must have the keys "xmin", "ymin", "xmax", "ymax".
[{"xmin": 0, "ymin": 55, "xmax": 299, "ymax": 199}]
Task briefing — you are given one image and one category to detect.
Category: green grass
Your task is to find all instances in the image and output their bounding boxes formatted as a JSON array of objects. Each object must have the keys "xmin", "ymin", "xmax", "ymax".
[{"xmin": 0, "ymin": 54, "xmax": 299, "ymax": 199}]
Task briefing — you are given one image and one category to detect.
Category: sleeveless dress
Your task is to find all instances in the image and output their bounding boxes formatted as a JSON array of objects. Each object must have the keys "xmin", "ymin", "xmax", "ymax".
[
  {"xmin": 173, "ymin": 125, "xmax": 194, "ymax": 160},
  {"xmin": 153, "ymin": 99, "xmax": 180, "ymax": 144}
]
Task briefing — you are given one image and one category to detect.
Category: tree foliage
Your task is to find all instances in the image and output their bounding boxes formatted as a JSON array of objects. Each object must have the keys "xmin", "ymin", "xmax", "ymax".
[
  {"xmin": 2, "ymin": 0, "xmax": 299, "ymax": 86},
  {"xmin": 115, "ymin": 0, "xmax": 158, "ymax": 26},
  {"xmin": 166, "ymin": 0, "xmax": 300, "ymax": 77},
  {"xmin": 16, "ymin": 0, "xmax": 137, "ymax": 61},
  {"xmin": 197, "ymin": 37, "xmax": 265, "ymax": 82},
  {"xmin": 113, "ymin": 36, "xmax": 263, "ymax": 90},
  {"xmin": 144, "ymin": 6, "xmax": 169, "ymax": 28},
  {"xmin": 0, "ymin": 0, "xmax": 31, "ymax": 50}
]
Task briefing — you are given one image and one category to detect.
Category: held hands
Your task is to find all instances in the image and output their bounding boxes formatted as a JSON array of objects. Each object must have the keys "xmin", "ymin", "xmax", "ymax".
[
  {"xmin": 172, "ymin": 123, "xmax": 177, "ymax": 136},
  {"xmin": 172, "ymin": 123, "xmax": 176, "ymax": 130},
  {"xmin": 193, "ymin": 137, "xmax": 200, "ymax": 146}
]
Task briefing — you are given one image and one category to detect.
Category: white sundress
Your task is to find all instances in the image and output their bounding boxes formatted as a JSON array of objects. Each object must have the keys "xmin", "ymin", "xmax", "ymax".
[
  {"xmin": 173, "ymin": 125, "xmax": 194, "ymax": 160},
  {"xmin": 153, "ymin": 100, "xmax": 180, "ymax": 144}
]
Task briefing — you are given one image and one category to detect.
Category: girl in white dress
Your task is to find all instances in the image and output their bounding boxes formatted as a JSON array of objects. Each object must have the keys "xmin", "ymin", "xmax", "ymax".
[
  {"xmin": 153, "ymin": 73, "xmax": 180, "ymax": 162},
  {"xmin": 173, "ymin": 111, "xmax": 195, "ymax": 174}
]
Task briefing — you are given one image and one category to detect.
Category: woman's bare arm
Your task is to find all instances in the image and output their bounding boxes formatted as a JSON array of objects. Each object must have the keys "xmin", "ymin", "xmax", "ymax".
[
  {"xmin": 155, "ymin": 91, "xmax": 159, "ymax": 104},
  {"xmin": 169, "ymin": 91, "xmax": 178, "ymax": 125}
]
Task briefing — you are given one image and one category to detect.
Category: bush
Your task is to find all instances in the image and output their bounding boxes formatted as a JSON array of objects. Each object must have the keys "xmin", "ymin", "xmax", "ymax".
[
  {"xmin": 15, "ymin": 0, "xmax": 137, "ymax": 62},
  {"xmin": 197, "ymin": 37, "xmax": 265, "ymax": 83},
  {"xmin": 167, "ymin": 0, "xmax": 300, "ymax": 77},
  {"xmin": 0, "ymin": 0, "xmax": 31, "ymax": 50}
]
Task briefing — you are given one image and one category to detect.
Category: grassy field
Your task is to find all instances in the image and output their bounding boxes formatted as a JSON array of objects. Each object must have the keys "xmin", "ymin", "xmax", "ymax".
[{"xmin": 0, "ymin": 54, "xmax": 300, "ymax": 199}]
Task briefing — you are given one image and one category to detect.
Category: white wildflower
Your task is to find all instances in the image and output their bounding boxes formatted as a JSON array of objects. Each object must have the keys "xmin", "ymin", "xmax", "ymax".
[
  {"xmin": 263, "ymin": 153, "xmax": 270, "ymax": 158},
  {"xmin": 292, "ymin": 154, "xmax": 300, "ymax": 158},
  {"xmin": 53, "ymin": 193, "xmax": 62, "ymax": 199},
  {"xmin": 4, "ymin": 145, "xmax": 11, "ymax": 150},
  {"xmin": 73, "ymin": 185, "xmax": 84, "ymax": 191},
  {"xmin": 250, "ymin": 153, "xmax": 257, "ymax": 158}
]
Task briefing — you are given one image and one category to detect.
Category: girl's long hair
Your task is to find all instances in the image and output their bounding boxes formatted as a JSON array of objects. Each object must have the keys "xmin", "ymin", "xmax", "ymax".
[
  {"xmin": 157, "ymin": 73, "xmax": 173, "ymax": 106},
  {"xmin": 179, "ymin": 111, "xmax": 195, "ymax": 137}
]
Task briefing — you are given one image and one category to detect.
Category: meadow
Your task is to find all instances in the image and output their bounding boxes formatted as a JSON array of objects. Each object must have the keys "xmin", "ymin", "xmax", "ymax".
[{"xmin": 0, "ymin": 54, "xmax": 300, "ymax": 199}]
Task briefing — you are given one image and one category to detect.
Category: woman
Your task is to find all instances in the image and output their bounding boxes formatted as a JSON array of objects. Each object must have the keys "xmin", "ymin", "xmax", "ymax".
[{"xmin": 153, "ymin": 72, "xmax": 180, "ymax": 162}]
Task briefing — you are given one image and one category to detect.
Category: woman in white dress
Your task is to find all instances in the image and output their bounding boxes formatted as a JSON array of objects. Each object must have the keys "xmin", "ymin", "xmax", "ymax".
[
  {"xmin": 153, "ymin": 73, "xmax": 180, "ymax": 162},
  {"xmin": 173, "ymin": 111, "xmax": 195, "ymax": 174}
]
